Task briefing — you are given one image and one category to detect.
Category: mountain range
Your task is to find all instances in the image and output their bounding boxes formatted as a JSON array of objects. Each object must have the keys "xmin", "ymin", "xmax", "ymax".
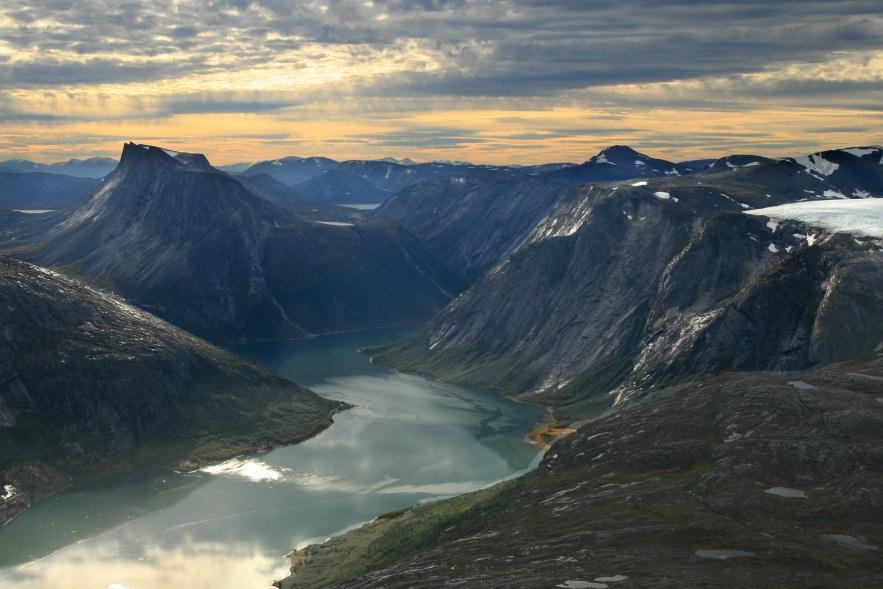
[
  {"xmin": 0, "ymin": 171, "xmax": 98, "ymax": 210},
  {"xmin": 2, "ymin": 141, "xmax": 881, "ymax": 586},
  {"xmin": 0, "ymin": 157, "xmax": 117, "ymax": 179},
  {"xmin": 14, "ymin": 143, "xmax": 462, "ymax": 342},
  {"xmin": 368, "ymin": 146, "xmax": 883, "ymax": 418}
]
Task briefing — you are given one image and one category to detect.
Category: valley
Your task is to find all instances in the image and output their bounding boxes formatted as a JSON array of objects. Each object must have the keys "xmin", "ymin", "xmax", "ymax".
[
  {"xmin": 0, "ymin": 327, "xmax": 540, "ymax": 588},
  {"xmin": 0, "ymin": 140, "xmax": 881, "ymax": 589}
]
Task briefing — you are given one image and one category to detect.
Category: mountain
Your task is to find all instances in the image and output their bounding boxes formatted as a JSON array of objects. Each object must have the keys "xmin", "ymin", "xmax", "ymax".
[
  {"xmin": 546, "ymin": 145, "xmax": 683, "ymax": 184},
  {"xmin": 237, "ymin": 173, "xmax": 364, "ymax": 222},
  {"xmin": 369, "ymin": 151, "xmax": 883, "ymax": 418},
  {"xmin": 0, "ymin": 157, "xmax": 117, "ymax": 179},
  {"xmin": 296, "ymin": 168, "xmax": 392, "ymax": 204},
  {"xmin": 675, "ymin": 157, "xmax": 717, "ymax": 173},
  {"xmin": 697, "ymin": 154, "xmax": 776, "ymax": 175},
  {"xmin": 216, "ymin": 162, "xmax": 253, "ymax": 174},
  {"xmin": 236, "ymin": 172, "xmax": 315, "ymax": 206},
  {"xmin": 0, "ymin": 171, "xmax": 98, "ymax": 209},
  {"xmin": 378, "ymin": 157, "xmax": 417, "ymax": 166},
  {"xmin": 281, "ymin": 353, "xmax": 883, "ymax": 588},
  {"xmin": 375, "ymin": 170, "xmax": 569, "ymax": 280},
  {"xmin": 295, "ymin": 160, "xmax": 498, "ymax": 205},
  {"xmin": 241, "ymin": 156, "xmax": 339, "ymax": 186},
  {"xmin": 0, "ymin": 256, "xmax": 343, "ymax": 526},
  {"xmin": 24, "ymin": 143, "xmax": 462, "ymax": 343}
]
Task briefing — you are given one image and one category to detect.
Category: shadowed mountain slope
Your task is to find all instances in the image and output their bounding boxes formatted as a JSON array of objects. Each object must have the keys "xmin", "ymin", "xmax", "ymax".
[
  {"xmin": 24, "ymin": 143, "xmax": 462, "ymax": 342},
  {"xmin": 0, "ymin": 256, "xmax": 343, "ymax": 526}
]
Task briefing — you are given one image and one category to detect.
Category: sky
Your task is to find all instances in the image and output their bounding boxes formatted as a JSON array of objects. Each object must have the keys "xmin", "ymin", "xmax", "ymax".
[{"xmin": 0, "ymin": 0, "xmax": 882, "ymax": 165}]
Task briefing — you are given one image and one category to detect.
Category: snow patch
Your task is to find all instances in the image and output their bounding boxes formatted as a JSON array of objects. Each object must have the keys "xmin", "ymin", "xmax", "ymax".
[
  {"xmin": 765, "ymin": 486, "xmax": 807, "ymax": 499},
  {"xmin": 718, "ymin": 193, "xmax": 748, "ymax": 208},
  {"xmin": 854, "ymin": 189, "xmax": 870, "ymax": 198},
  {"xmin": 654, "ymin": 191, "xmax": 671, "ymax": 200},
  {"xmin": 557, "ymin": 582, "xmax": 608, "ymax": 589},
  {"xmin": 695, "ymin": 549, "xmax": 754, "ymax": 559},
  {"xmin": 768, "ymin": 243, "xmax": 779, "ymax": 253},
  {"xmin": 788, "ymin": 380, "xmax": 817, "ymax": 390},
  {"xmin": 823, "ymin": 534, "xmax": 878, "ymax": 551},
  {"xmin": 823, "ymin": 189, "xmax": 847, "ymax": 199},
  {"xmin": 746, "ymin": 199, "xmax": 883, "ymax": 238},
  {"xmin": 2, "ymin": 484, "xmax": 18, "ymax": 500},
  {"xmin": 766, "ymin": 220, "xmax": 778, "ymax": 232},
  {"xmin": 793, "ymin": 154, "xmax": 839, "ymax": 176},
  {"xmin": 841, "ymin": 147, "xmax": 878, "ymax": 158},
  {"xmin": 593, "ymin": 154, "xmax": 614, "ymax": 165},
  {"xmin": 631, "ymin": 181, "xmax": 648, "ymax": 187}
]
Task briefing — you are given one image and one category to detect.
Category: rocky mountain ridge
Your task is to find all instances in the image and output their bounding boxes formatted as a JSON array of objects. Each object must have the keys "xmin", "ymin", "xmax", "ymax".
[{"xmin": 370, "ymin": 146, "xmax": 883, "ymax": 418}]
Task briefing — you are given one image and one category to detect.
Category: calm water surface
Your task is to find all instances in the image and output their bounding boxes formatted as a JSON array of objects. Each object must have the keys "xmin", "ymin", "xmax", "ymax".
[{"xmin": 0, "ymin": 326, "xmax": 541, "ymax": 588}]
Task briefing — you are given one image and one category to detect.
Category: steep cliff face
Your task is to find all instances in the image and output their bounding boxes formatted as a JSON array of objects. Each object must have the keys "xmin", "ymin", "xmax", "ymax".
[
  {"xmin": 375, "ymin": 171, "xmax": 568, "ymax": 280},
  {"xmin": 0, "ymin": 257, "xmax": 343, "ymax": 525},
  {"xmin": 27, "ymin": 143, "xmax": 462, "ymax": 342},
  {"xmin": 282, "ymin": 355, "xmax": 883, "ymax": 589},
  {"xmin": 371, "ymin": 160, "xmax": 883, "ymax": 417}
]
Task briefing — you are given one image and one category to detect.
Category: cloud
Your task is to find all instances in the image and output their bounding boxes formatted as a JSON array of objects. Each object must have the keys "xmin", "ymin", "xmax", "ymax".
[
  {"xmin": 0, "ymin": 0, "xmax": 881, "ymax": 161},
  {"xmin": 2, "ymin": 1, "xmax": 882, "ymax": 97}
]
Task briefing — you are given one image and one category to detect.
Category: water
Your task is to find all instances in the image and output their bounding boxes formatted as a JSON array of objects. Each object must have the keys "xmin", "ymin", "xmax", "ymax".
[
  {"xmin": 338, "ymin": 203, "xmax": 380, "ymax": 210},
  {"xmin": 0, "ymin": 326, "xmax": 541, "ymax": 588}
]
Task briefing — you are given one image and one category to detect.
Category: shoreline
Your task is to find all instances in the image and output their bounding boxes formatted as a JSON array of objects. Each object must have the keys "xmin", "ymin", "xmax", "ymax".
[
  {"xmin": 524, "ymin": 408, "xmax": 576, "ymax": 450},
  {"xmin": 0, "ymin": 401, "xmax": 347, "ymax": 531}
]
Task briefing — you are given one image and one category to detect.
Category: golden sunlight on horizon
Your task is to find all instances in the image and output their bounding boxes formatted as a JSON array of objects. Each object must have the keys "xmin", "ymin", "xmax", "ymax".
[
  {"xmin": 0, "ymin": 2, "xmax": 880, "ymax": 165},
  {"xmin": 2, "ymin": 104, "xmax": 881, "ymax": 166}
]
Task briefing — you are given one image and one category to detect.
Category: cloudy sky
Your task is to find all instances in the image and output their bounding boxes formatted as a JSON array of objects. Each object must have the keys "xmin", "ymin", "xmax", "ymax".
[{"xmin": 1, "ymin": 0, "xmax": 881, "ymax": 164}]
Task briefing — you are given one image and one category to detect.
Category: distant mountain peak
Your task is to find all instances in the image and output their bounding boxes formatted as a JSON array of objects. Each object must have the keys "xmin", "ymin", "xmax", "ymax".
[
  {"xmin": 119, "ymin": 143, "xmax": 213, "ymax": 172},
  {"xmin": 588, "ymin": 145, "xmax": 649, "ymax": 165}
]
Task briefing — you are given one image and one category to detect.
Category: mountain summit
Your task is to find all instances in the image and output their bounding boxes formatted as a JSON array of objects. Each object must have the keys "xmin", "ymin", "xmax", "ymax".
[{"xmin": 548, "ymin": 145, "xmax": 683, "ymax": 183}]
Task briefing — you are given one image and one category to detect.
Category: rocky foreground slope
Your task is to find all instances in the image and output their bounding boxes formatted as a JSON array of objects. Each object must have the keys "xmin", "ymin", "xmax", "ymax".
[
  {"xmin": 19, "ymin": 143, "xmax": 462, "ymax": 342},
  {"xmin": 371, "ymin": 148, "xmax": 883, "ymax": 419},
  {"xmin": 280, "ymin": 355, "xmax": 882, "ymax": 588},
  {"xmin": 0, "ymin": 256, "xmax": 343, "ymax": 526}
]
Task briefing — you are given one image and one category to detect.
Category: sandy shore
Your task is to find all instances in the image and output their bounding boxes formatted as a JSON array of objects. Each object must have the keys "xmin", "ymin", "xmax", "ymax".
[{"xmin": 525, "ymin": 409, "xmax": 575, "ymax": 450}]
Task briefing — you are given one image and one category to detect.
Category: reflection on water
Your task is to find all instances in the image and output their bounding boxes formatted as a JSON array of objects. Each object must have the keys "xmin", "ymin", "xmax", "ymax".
[{"xmin": 0, "ymin": 326, "xmax": 541, "ymax": 588}]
